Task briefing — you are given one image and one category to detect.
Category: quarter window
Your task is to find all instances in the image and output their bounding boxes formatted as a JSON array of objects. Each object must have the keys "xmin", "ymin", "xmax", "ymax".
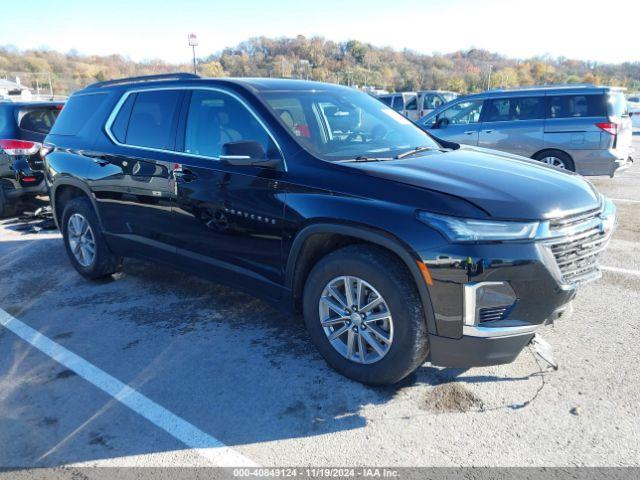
[
  {"xmin": 548, "ymin": 95, "xmax": 606, "ymax": 118},
  {"xmin": 183, "ymin": 90, "xmax": 273, "ymax": 159},
  {"xmin": 125, "ymin": 90, "xmax": 182, "ymax": 149}
]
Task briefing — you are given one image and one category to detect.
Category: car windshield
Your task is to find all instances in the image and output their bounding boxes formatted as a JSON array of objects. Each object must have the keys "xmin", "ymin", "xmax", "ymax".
[{"xmin": 260, "ymin": 89, "xmax": 440, "ymax": 161}]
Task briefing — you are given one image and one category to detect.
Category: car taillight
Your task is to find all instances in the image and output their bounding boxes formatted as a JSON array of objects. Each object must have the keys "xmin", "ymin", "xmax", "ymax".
[
  {"xmin": 22, "ymin": 176, "xmax": 37, "ymax": 183},
  {"xmin": 40, "ymin": 144, "xmax": 54, "ymax": 160},
  {"xmin": 596, "ymin": 122, "xmax": 618, "ymax": 135},
  {"xmin": 0, "ymin": 139, "xmax": 40, "ymax": 156}
]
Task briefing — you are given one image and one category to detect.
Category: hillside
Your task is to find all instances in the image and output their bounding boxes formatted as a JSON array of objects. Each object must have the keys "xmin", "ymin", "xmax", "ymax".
[{"xmin": 2, "ymin": 35, "xmax": 639, "ymax": 96}]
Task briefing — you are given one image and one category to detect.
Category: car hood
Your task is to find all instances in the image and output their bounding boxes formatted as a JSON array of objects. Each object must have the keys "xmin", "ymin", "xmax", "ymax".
[{"xmin": 345, "ymin": 146, "xmax": 601, "ymax": 220}]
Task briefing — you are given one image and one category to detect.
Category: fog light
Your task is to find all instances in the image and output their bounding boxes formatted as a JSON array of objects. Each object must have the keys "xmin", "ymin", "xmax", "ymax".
[{"xmin": 463, "ymin": 282, "xmax": 517, "ymax": 326}]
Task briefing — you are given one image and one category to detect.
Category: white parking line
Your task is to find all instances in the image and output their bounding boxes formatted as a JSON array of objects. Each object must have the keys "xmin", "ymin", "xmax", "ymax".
[
  {"xmin": 0, "ymin": 309, "xmax": 257, "ymax": 467},
  {"xmin": 610, "ymin": 198, "xmax": 640, "ymax": 204},
  {"xmin": 601, "ymin": 265, "xmax": 640, "ymax": 277}
]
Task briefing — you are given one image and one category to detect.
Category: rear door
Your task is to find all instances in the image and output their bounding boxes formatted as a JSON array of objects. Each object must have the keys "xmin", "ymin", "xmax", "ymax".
[
  {"xmin": 88, "ymin": 89, "xmax": 183, "ymax": 258},
  {"xmin": 167, "ymin": 88, "xmax": 287, "ymax": 300},
  {"xmin": 426, "ymin": 99, "xmax": 484, "ymax": 145},
  {"xmin": 478, "ymin": 96, "xmax": 545, "ymax": 157},
  {"xmin": 404, "ymin": 94, "xmax": 419, "ymax": 121}
]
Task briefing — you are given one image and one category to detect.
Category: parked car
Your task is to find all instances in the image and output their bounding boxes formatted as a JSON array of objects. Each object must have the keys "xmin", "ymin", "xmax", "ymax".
[
  {"xmin": 0, "ymin": 101, "xmax": 63, "ymax": 217},
  {"xmin": 628, "ymin": 94, "xmax": 640, "ymax": 129},
  {"xmin": 419, "ymin": 85, "xmax": 633, "ymax": 176},
  {"xmin": 44, "ymin": 74, "xmax": 616, "ymax": 385},
  {"xmin": 416, "ymin": 90, "xmax": 458, "ymax": 118},
  {"xmin": 377, "ymin": 92, "xmax": 418, "ymax": 120}
]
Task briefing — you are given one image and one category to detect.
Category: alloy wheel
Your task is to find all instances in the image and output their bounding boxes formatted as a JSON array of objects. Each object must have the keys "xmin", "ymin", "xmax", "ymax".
[
  {"xmin": 67, "ymin": 213, "xmax": 96, "ymax": 267},
  {"xmin": 541, "ymin": 156, "xmax": 566, "ymax": 169},
  {"xmin": 318, "ymin": 276, "xmax": 394, "ymax": 364}
]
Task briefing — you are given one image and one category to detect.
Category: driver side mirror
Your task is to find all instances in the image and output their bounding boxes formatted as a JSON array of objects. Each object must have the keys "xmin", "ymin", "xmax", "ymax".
[{"xmin": 219, "ymin": 141, "xmax": 280, "ymax": 169}]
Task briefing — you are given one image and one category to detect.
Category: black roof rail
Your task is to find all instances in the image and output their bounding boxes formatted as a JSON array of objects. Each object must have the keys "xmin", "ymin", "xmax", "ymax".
[{"xmin": 85, "ymin": 73, "xmax": 200, "ymax": 90}]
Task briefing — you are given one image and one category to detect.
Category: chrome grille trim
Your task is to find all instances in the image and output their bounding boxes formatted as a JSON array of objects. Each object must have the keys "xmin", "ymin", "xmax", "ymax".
[{"xmin": 542, "ymin": 202, "xmax": 615, "ymax": 287}]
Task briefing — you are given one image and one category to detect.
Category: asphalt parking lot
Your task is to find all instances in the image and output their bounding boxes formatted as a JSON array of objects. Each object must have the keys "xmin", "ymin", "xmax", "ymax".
[{"xmin": 1, "ymin": 136, "xmax": 639, "ymax": 471}]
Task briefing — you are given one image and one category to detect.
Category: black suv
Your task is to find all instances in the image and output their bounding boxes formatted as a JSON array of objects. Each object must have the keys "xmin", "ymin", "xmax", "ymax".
[
  {"xmin": 0, "ymin": 101, "xmax": 63, "ymax": 217},
  {"xmin": 43, "ymin": 74, "xmax": 616, "ymax": 385}
]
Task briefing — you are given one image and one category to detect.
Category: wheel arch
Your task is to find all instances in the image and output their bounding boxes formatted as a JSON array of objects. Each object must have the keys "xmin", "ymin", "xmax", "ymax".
[
  {"xmin": 51, "ymin": 179, "xmax": 101, "ymax": 229},
  {"xmin": 285, "ymin": 222, "xmax": 438, "ymax": 335},
  {"xmin": 531, "ymin": 148, "xmax": 575, "ymax": 170}
]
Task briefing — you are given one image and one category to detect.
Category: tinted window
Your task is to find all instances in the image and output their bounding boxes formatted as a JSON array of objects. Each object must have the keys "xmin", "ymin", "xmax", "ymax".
[
  {"xmin": 392, "ymin": 96, "xmax": 404, "ymax": 111},
  {"xmin": 126, "ymin": 90, "xmax": 182, "ymax": 149},
  {"xmin": 50, "ymin": 93, "xmax": 107, "ymax": 136},
  {"xmin": 378, "ymin": 96, "xmax": 392, "ymax": 107},
  {"xmin": 19, "ymin": 108, "xmax": 60, "ymax": 134},
  {"xmin": 111, "ymin": 94, "xmax": 136, "ymax": 143},
  {"xmin": 437, "ymin": 100, "xmax": 483, "ymax": 125},
  {"xmin": 548, "ymin": 95, "xmax": 606, "ymax": 119},
  {"xmin": 485, "ymin": 97, "xmax": 544, "ymax": 121},
  {"xmin": 0, "ymin": 106, "xmax": 15, "ymax": 136},
  {"xmin": 513, "ymin": 97, "xmax": 544, "ymax": 120},
  {"xmin": 183, "ymin": 90, "xmax": 272, "ymax": 158},
  {"xmin": 405, "ymin": 97, "xmax": 417, "ymax": 110},
  {"xmin": 485, "ymin": 98, "xmax": 510, "ymax": 122}
]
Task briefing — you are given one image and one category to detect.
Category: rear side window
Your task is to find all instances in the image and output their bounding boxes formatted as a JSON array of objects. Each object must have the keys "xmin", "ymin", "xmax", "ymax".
[
  {"xmin": 19, "ymin": 108, "xmax": 60, "ymax": 134},
  {"xmin": 125, "ymin": 90, "xmax": 182, "ymax": 149},
  {"xmin": 606, "ymin": 92, "xmax": 628, "ymax": 119},
  {"xmin": 485, "ymin": 98, "xmax": 511, "ymax": 122},
  {"xmin": 548, "ymin": 95, "xmax": 606, "ymax": 118},
  {"xmin": 0, "ymin": 106, "xmax": 14, "ymax": 136},
  {"xmin": 50, "ymin": 93, "xmax": 107, "ymax": 135},
  {"xmin": 378, "ymin": 96, "xmax": 392, "ymax": 107},
  {"xmin": 485, "ymin": 97, "xmax": 545, "ymax": 122}
]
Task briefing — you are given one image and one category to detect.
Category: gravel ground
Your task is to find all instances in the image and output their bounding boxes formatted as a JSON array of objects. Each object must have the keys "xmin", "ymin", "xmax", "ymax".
[{"xmin": 0, "ymin": 136, "xmax": 638, "ymax": 470}]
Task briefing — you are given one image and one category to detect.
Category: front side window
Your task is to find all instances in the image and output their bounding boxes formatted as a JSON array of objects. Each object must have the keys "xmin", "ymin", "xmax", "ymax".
[
  {"xmin": 125, "ymin": 90, "xmax": 182, "ymax": 149},
  {"xmin": 183, "ymin": 90, "xmax": 273, "ymax": 158},
  {"xmin": 423, "ymin": 94, "xmax": 441, "ymax": 110},
  {"xmin": 261, "ymin": 88, "xmax": 440, "ymax": 161},
  {"xmin": 405, "ymin": 97, "xmax": 417, "ymax": 111},
  {"xmin": 548, "ymin": 95, "xmax": 606, "ymax": 119},
  {"xmin": 437, "ymin": 100, "xmax": 483, "ymax": 125}
]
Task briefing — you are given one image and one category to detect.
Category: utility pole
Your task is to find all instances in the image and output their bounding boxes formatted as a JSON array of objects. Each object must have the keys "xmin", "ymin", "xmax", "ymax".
[
  {"xmin": 487, "ymin": 64, "xmax": 493, "ymax": 91},
  {"xmin": 188, "ymin": 33, "xmax": 198, "ymax": 75}
]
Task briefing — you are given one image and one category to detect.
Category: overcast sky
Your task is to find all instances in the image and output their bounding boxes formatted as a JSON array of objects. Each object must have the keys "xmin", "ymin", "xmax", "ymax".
[{"xmin": 4, "ymin": 0, "xmax": 638, "ymax": 64}]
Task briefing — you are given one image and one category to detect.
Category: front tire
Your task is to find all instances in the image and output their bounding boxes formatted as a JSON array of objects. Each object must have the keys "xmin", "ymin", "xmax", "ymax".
[
  {"xmin": 61, "ymin": 196, "xmax": 122, "ymax": 280},
  {"xmin": 303, "ymin": 245, "xmax": 429, "ymax": 385}
]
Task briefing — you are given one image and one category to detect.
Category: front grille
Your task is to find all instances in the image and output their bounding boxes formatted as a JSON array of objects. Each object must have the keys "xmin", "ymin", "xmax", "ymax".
[
  {"xmin": 478, "ymin": 306, "xmax": 509, "ymax": 322},
  {"xmin": 545, "ymin": 208, "xmax": 612, "ymax": 285}
]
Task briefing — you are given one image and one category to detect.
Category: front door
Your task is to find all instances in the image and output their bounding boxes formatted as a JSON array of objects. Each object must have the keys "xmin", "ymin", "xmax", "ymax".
[
  {"xmin": 427, "ymin": 99, "xmax": 484, "ymax": 146},
  {"xmin": 168, "ymin": 89, "xmax": 287, "ymax": 300}
]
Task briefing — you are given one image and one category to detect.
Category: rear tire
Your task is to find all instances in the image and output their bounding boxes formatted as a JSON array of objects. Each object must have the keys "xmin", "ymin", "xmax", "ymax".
[
  {"xmin": 302, "ymin": 244, "xmax": 429, "ymax": 385},
  {"xmin": 61, "ymin": 196, "xmax": 122, "ymax": 280},
  {"xmin": 533, "ymin": 150, "xmax": 575, "ymax": 171},
  {"xmin": 0, "ymin": 187, "xmax": 18, "ymax": 219}
]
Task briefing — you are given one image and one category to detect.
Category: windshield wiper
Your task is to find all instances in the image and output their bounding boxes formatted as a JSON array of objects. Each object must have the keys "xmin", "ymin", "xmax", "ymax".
[
  {"xmin": 351, "ymin": 156, "xmax": 387, "ymax": 162},
  {"xmin": 395, "ymin": 146, "xmax": 436, "ymax": 159}
]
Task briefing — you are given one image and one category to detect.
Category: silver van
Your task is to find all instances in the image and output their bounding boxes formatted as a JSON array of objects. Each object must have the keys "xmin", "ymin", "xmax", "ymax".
[
  {"xmin": 416, "ymin": 90, "xmax": 457, "ymax": 118},
  {"xmin": 377, "ymin": 92, "xmax": 418, "ymax": 120},
  {"xmin": 419, "ymin": 85, "xmax": 634, "ymax": 176}
]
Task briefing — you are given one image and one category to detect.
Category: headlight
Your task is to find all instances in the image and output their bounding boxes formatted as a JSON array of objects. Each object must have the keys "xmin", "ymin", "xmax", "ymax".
[{"xmin": 417, "ymin": 211, "xmax": 539, "ymax": 242}]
